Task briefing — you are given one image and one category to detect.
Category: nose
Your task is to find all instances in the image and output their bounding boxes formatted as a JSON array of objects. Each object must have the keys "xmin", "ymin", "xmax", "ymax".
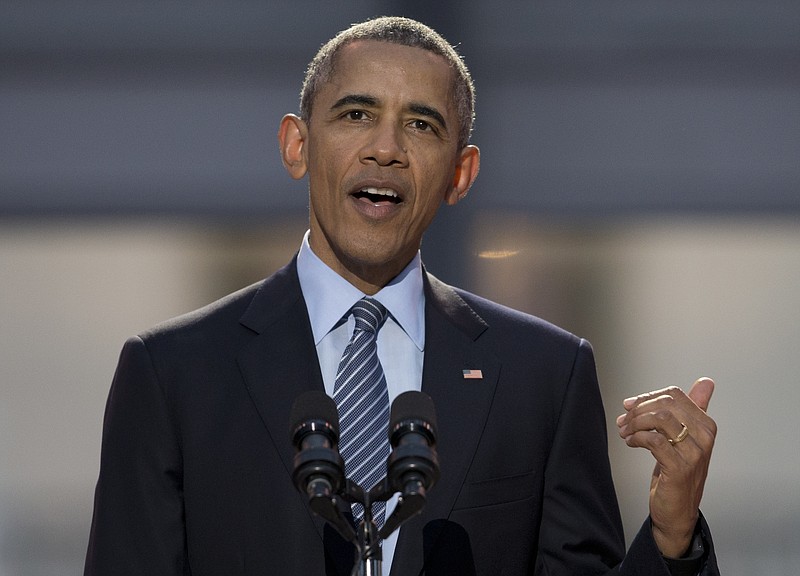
[{"xmin": 360, "ymin": 119, "xmax": 408, "ymax": 167}]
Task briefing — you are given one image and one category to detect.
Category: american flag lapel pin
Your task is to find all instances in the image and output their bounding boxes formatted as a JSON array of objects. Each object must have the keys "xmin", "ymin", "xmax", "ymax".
[{"xmin": 462, "ymin": 369, "xmax": 483, "ymax": 380}]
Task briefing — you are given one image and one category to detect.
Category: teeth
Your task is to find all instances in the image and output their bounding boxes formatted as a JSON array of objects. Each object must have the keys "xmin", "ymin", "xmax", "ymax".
[{"xmin": 361, "ymin": 187, "xmax": 399, "ymax": 198}]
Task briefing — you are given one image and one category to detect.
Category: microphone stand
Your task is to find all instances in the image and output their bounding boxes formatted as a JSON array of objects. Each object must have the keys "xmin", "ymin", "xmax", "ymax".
[
  {"xmin": 337, "ymin": 470, "xmax": 434, "ymax": 575},
  {"xmin": 338, "ymin": 478, "xmax": 387, "ymax": 576},
  {"xmin": 355, "ymin": 505, "xmax": 382, "ymax": 576}
]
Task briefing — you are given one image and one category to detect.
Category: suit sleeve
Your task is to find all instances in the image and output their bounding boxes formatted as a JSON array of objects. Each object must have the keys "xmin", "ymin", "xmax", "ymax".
[
  {"xmin": 84, "ymin": 336, "xmax": 189, "ymax": 575},
  {"xmin": 620, "ymin": 513, "xmax": 719, "ymax": 576},
  {"xmin": 534, "ymin": 338, "xmax": 628, "ymax": 574},
  {"xmin": 535, "ymin": 339, "xmax": 720, "ymax": 576}
]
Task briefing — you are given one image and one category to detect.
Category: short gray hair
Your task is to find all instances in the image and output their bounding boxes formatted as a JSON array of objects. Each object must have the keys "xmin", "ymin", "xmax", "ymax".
[{"xmin": 299, "ymin": 16, "xmax": 475, "ymax": 149}]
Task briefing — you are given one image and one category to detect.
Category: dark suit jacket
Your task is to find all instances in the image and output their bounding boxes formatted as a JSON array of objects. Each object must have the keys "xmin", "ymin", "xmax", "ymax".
[{"xmin": 85, "ymin": 258, "xmax": 718, "ymax": 575}]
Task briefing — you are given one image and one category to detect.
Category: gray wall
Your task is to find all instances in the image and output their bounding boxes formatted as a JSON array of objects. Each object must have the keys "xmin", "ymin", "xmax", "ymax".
[{"xmin": 3, "ymin": 0, "xmax": 799, "ymax": 218}]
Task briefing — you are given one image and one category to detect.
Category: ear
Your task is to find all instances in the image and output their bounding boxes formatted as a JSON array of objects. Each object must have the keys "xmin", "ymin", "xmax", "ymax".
[
  {"xmin": 278, "ymin": 114, "xmax": 308, "ymax": 180},
  {"xmin": 444, "ymin": 145, "xmax": 480, "ymax": 206}
]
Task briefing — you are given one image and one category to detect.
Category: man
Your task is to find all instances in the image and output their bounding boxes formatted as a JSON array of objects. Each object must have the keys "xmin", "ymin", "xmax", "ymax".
[{"xmin": 85, "ymin": 16, "xmax": 718, "ymax": 576}]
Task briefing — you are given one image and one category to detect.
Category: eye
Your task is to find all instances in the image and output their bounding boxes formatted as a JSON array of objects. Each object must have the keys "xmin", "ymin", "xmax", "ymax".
[
  {"xmin": 412, "ymin": 119, "xmax": 432, "ymax": 132},
  {"xmin": 345, "ymin": 110, "xmax": 366, "ymax": 121}
]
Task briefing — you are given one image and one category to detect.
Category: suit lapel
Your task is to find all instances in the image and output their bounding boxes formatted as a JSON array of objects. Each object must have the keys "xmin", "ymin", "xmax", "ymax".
[
  {"xmin": 393, "ymin": 272, "xmax": 501, "ymax": 576},
  {"xmin": 235, "ymin": 260, "xmax": 331, "ymax": 537}
]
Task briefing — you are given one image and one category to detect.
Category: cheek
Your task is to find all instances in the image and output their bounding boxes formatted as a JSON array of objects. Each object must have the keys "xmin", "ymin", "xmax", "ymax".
[
  {"xmin": 413, "ymin": 163, "xmax": 455, "ymax": 209},
  {"xmin": 308, "ymin": 137, "xmax": 348, "ymax": 178},
  {"xmin": 307, "ymin": 162, "xmax": 339, "ymax": 201},
  {"xmin": 416, "ymin": 148, "xmax": 457, "ymax": 182},
  {"xmin": 412, "ymin": 193, "xmax": 446, "ymax": 230}
]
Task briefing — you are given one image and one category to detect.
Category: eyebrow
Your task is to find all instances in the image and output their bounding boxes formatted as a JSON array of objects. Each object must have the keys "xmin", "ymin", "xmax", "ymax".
[
  {"xmin": 409, "ymin": 103, "xmax": 447, "ymax": 131},
  {"xmin": 330, "ymin": 94, "xmax": 378, "ymax": 110},
  {"xmin": 330, "ymin": 94, "xmax": 448, "ymax": 131}
]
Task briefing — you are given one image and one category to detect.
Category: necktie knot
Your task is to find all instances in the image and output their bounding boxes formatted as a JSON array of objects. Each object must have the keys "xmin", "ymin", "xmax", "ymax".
[{"xmin": 351, "ymin": 297, "xmax": 388, "ymax": 334}]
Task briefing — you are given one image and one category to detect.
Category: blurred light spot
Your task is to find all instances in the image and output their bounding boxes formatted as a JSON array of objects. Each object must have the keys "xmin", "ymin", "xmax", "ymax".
[{"xmin": 477, "ymin": 249, "xmax": 520, "ymax": 259}]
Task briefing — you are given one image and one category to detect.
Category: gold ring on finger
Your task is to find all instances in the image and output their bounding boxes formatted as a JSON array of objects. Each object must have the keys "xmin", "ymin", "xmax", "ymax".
[{"xmin": 668, "ymin": 423, "xmax": 689, "ymax": 445}]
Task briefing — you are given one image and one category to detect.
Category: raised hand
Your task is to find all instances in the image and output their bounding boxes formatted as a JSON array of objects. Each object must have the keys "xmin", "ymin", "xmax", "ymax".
[{"xmin": 617, "ymin": 378, "xmax": 717, "ymax": 558}]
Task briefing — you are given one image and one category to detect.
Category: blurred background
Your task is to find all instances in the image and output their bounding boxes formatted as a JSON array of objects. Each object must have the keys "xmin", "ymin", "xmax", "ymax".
[{"xmin": 2, "ymin": 1, "xmax": 799, "ymax": 574}]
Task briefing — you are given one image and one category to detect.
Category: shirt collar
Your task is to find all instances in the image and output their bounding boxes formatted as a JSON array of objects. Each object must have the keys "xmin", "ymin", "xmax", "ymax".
[{"xmin": 297, "ymin": 230, "xmax": 425, "ymax": 351}]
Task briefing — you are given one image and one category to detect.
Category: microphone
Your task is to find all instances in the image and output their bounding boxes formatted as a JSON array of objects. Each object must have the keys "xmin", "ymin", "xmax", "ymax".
[
  {"xmin": 289, "ymin": 391, "xmax": 355, "ymax": 542},
  {"xmin": 380, "ymin": 391, "xmax": 440, "ymax": 539}
]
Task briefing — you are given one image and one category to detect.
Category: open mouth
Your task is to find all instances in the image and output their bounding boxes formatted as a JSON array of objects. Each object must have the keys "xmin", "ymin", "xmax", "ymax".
[{"xmin": 353, "ymin": 187, "xmax": 402, "ymax": 204}]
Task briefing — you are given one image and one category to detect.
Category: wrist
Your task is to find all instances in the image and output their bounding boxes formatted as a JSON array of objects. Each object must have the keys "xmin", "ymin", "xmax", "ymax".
[{"xmin": 652, "ymin": 524, "xmax": 695, "ymax": 559}]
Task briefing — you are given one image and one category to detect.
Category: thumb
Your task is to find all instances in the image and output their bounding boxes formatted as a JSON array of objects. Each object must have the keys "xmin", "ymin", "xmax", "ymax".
[{"xmin": 688, "ymin": 377, "xmax": 715, "ymax": 412}]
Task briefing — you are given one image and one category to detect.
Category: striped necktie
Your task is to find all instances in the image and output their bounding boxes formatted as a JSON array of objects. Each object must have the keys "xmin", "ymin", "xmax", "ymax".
[{"xmin": 333, "ymin": 297, "xmax": 391, "ymax": 529}]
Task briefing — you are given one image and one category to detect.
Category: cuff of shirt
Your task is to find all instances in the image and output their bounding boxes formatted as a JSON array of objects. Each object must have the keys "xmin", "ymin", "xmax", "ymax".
[{"xmin": 661, "ymin": 525, "xmax": 706, "ymax": 576}]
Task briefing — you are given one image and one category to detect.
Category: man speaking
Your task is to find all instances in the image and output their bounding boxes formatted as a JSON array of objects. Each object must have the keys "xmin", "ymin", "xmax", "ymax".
[{"xmin": 84, "ymin": 16, "xmax": 719, "ymax": 576}]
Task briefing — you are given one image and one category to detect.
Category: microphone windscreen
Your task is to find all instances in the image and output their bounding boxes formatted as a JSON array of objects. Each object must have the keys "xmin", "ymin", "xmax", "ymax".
[
  {"xmin": 289, "ymin": 390, "xmax": 340, "ymax": 438},
  {"xmin": 390, "ymin": 391, "xmax": 437, "ymax": 435}
]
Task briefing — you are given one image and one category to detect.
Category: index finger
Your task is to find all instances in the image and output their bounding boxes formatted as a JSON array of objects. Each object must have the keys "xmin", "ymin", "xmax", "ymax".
[
  {"xmin": 623, "ymin": 386, "xmax": 683, "ymax": 411},
  {"xmin": 622, "ymin": 378, "xmax": 715, "ymax": 413}
]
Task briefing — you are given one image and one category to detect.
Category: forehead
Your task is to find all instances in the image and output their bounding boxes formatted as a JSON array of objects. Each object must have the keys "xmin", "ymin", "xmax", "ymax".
[{"xmin": 321, "ymin": 40, "xmax": 456, "ymax": 111}]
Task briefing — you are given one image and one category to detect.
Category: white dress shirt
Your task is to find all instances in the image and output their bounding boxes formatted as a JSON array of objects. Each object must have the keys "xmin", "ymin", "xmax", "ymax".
[{"xmin": 296, "ymin": 230, "xmax": 425, "ymax": 576}]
